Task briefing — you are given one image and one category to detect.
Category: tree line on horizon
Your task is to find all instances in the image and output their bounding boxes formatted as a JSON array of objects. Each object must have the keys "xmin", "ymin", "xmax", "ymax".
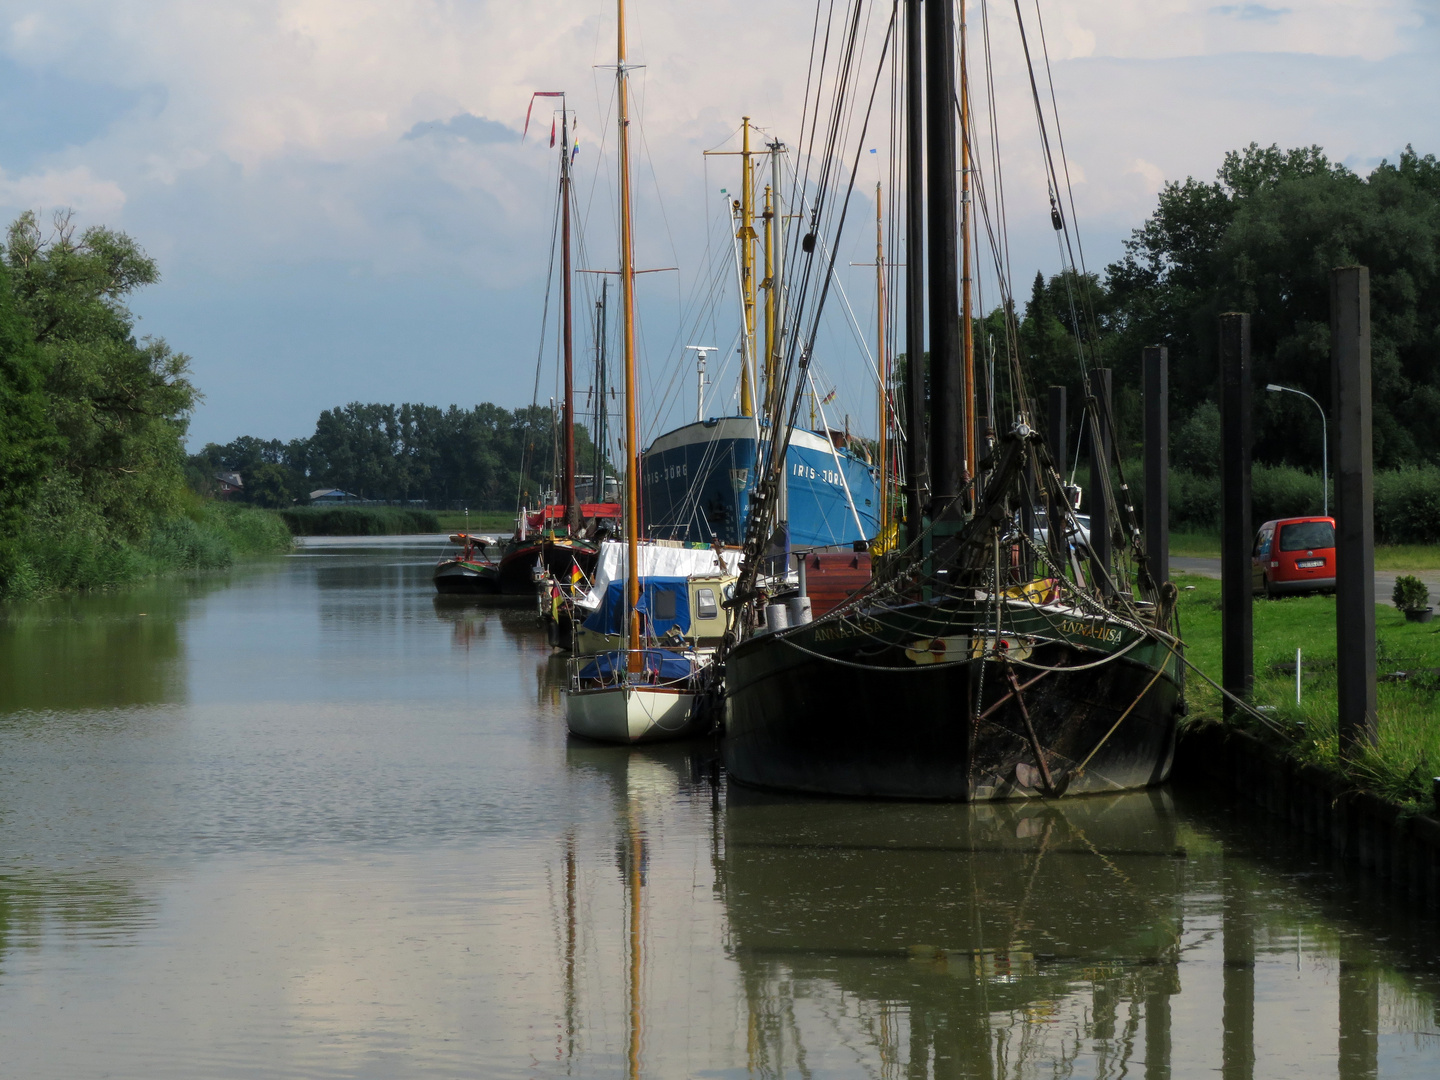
[{"xmin": 191, "ymin": 402, "xmax": 609, "ymax": 510}]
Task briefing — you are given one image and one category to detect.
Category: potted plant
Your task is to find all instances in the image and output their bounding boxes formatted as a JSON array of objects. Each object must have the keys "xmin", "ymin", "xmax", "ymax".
[{"xmin": 1393, "ymin": 575, "xmax": 1433, "ymax": 623}]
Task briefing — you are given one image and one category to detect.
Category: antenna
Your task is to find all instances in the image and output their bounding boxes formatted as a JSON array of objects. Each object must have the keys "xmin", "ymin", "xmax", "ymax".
[{"xmin": 685, "ymin": 345, "xmax": 717, "ymax": 422}]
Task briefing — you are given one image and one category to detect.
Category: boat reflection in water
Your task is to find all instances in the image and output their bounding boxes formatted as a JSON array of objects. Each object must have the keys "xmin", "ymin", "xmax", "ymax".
[
  {"xmin": 560, "ymin": 741, "xmax": 716, "ymax": 1080},
  {"xmin": 723, "ymin": 788, "xmax": 1185, "ymax": 1077}
]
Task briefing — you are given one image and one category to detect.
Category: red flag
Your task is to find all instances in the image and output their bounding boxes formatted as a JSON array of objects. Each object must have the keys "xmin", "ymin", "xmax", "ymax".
[
  {"xmin": 549, "ymin": 118, "xmax": 556, "ymax": 148},
  {"xmin": 523, "ymin": 91, "xmax": 565, "ymax": 142}
]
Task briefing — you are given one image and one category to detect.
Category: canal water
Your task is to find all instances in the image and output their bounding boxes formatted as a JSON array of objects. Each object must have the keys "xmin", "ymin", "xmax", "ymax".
[{"xmin": 2, "ymin": 536, "xmax": 1439, "ymax": 1079}]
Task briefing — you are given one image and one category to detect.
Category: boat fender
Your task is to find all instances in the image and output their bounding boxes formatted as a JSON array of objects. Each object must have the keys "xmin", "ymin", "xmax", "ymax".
[{"xmin": 764, "ymin": 603, "xmax": 790, "ymax": 633}]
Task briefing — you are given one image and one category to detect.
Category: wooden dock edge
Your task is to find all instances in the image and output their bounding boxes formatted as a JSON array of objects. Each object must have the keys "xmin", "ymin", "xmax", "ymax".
[{"xmin": 1175, "ymin": 723, "xmax": 1440, "ymax": 912}]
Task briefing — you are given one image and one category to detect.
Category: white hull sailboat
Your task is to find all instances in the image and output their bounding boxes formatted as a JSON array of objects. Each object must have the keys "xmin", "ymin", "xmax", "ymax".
[
  {"xmin": 565, "ymin": 682, "xmax": 706, "ymax": 743},
  {"xmin": 562, "ymin": 0, "xmax": 703, "ymax": 743}
]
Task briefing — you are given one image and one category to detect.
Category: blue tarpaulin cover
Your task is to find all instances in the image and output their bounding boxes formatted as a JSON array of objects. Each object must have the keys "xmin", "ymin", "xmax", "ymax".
[
  {"xmin": 581, "ymin": 577, "xmax": 691, "ymax": 638},
  {"xmin": 577, "ymin": 649, "xmax": 696, "ymax": 682}
]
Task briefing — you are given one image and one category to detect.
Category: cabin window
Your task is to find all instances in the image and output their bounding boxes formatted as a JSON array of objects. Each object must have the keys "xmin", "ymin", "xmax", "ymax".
[
  {"xmin": 696, "ymin": 588, "xmax": 718, "ymax": 620},
  {"xmin": 654, "ymin": 590, "xmax": 677, "ymax": 621}
]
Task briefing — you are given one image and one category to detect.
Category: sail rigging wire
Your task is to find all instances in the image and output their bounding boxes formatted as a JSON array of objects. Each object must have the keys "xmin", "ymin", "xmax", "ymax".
[
  {"xmin": 516, "ymin": 154, "xmax": 567, "ymax": 512},
  {"xmin": 1031, "ymin": 0, "xmax": 1100, "ymax": 347},
  {"xmin": 723, "ymin": 0, "xmax": 896, "ymax": 628},
  {"xmin": 804, "ymin": 366, "xmax": 868, "ymax": 538},
  {"xmin": 767, "ymin": 2, "xmax": 895, "ymax": 453},
  {"xmin": 1001, "ymin": 0, "xmax": 1152, "ymax": 594}
]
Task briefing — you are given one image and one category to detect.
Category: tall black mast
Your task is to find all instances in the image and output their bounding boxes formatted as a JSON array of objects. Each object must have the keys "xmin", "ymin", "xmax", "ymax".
[
  {"xmin": 925, "ymin": 0, "xmax": 964, "ymax": 522},
  {"xmin": 903, "ymin": 0, "xmax": 928, "ymax": 546}
]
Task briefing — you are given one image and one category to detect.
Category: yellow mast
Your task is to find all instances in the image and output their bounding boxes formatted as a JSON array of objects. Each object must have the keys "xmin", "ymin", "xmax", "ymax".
[
  {"xmin": 617, "ymin": 0, "xmax": 642, "ymax": 668},
  {"xmin": 960, "ymin": 0, "xmax": 976, "ymax": 477},
  {"xmin": 762, "ymin": 183, "xmax": 776, "ymax": 414},
  {"xmin": 739, "ymin": 118, "xmax": 757, "ymax": 417},
  {"xmin": 875, "ymin": 182, "xmax": 890, "ymax": 542}
]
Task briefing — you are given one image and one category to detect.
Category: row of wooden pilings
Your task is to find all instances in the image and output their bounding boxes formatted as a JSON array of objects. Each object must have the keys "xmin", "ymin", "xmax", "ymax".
[
  {"xmin": 1041, "ymin": 267, "xmax": 1379, "ymax": 743},
  {"xmin": 1073, "ymin": 264, "xmax": 1440, "ymax": 912},
  {"xmin": 1128, "ymin": 269, "xmax": 1434, "ymax": 915}
]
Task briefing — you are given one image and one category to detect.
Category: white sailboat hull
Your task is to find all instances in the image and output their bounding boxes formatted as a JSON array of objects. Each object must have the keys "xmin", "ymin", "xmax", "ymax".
[{"xmin": 563, "ymin": 685, "xmax": 704, "ymax": 744}]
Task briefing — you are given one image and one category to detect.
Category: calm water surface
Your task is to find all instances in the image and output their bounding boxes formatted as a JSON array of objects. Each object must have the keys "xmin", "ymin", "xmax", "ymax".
[{"xmin": 2, "ymin": 536, "xmax": 1439, "ymax": 1078}]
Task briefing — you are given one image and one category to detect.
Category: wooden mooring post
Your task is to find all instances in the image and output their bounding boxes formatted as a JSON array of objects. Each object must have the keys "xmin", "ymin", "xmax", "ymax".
[
  {"xmin": 1143, "ymin": 346, "xmax": 1170, "ymax": 585},
  {"xmin": 1332, "ymin": 266, "xmax": 1377, "ymax": 750},
  {"xmin": 1088, "ymin": 368, "xmax": 1113, "ymax": 596},
  {"xmin": 1219, "ymin": 313, "xmax": 1253, "ymax": 716},
  {"xmin": 1047, "ymin": 385, "xmax": 1068, "ymax": 566}
]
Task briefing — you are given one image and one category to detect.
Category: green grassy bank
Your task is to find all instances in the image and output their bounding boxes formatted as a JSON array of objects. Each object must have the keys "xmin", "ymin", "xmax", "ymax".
[
  {"xmin": 1176, "ymin": 573, "xmax": 1440, "ymax": 810},
  {"xmin": 280, "ymin": 506, "xmax": 442, "ymax": 536},
  {"xmin": 0, "ymin": 500, "xmax": 293, "ymax": 601}
]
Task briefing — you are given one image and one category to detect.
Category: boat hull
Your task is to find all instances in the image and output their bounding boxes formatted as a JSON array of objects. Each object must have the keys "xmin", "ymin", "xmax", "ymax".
[
  {"xmin": 564, "ymin": 685, "xmax": 705, "ymax": 744},
  {"xmin": 641, "ymin": 419, "xmax": 880, "ymax": 547},
  {"xmin": 433, "ymin": 560, "xmax": 499, "ymax": 595},
  {"xmin": 498, "ymin": 539, "xmax": 599, "ymax": 595},
  {"xmin": 724, "ymin": 601, "xmax": 1182, "ymax": 801}
]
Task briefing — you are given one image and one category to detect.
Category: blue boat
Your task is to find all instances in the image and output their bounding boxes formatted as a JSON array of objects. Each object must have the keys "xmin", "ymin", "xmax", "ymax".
[{"xmin": 641, "ymin": 417, "xmax": 879, "ymax": 548}]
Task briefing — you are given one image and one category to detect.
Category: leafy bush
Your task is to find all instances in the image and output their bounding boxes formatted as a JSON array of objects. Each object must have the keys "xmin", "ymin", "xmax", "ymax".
[
  {"xmin": 1374, "ymin": 467, "xmax": 1440, "ymax": 545},
  {"xmin": 278, "ymin": 506, "xmax": 441, "ymax": 536},
  {"xmin": 1251, "ymin": 464, "xmax": 1326, "ymax": 522},
  {"xmin": 1158, "ymin": 465, "xmax": 1440, "ymax": 543},
  {"xmin": 1172, "ymin": 402, "xmax": 1221, "ymax": 477},
  {"xmin": 1169, "ymin": 469, "xmax": 1222, "ymax": 530},
  {"xmin": 1392, "ymin": 574, "xmax": 1429, "ymax": 612}
]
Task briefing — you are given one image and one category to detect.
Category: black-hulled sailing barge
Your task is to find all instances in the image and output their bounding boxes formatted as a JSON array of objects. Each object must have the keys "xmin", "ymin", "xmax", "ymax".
[{"xmin": 718, "ymin": 0, "xmax": 1184, "ymax": 800}]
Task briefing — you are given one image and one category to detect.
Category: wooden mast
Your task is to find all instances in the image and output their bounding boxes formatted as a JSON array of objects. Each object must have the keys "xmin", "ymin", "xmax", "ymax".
[
  {"xmin": 902, "ymin": 0, "xmax": 927, "ymax": 546},
  {"xmin": 739, "ymin": 118, "xmax": 757, "ymax": 418},
  {"xmin": 616, "ymin": 0, "xmax": 642, "ymax": 668},
  {"xmin": 560, "ymin": 102, "xmax": 578, "ymax": 529},
  {"xmin": 875, "ymin": 182, "xmax": 891, "ymax": 544},
  {"xmin": 762, "ymin": 181, "xmax": 775, "ymax": 414},
  {"xmin": 960, "ymin": 0, "xmax": 975, "ymax": 478}
]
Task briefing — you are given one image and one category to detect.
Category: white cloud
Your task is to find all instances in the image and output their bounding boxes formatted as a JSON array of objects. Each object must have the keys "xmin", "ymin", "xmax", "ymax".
[
  {"xmin": 0, "ymin": 0, "xmax": 1432, "ymax": 444},
  {"xmin": 0, "ymin": 164, "xmax": 126, "ymax": 216}
]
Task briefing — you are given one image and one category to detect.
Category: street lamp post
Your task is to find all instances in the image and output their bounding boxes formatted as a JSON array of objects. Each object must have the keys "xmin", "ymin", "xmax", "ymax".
[{"xmin": 1265, "ymin": 383, "xmax": 1328, "ymax": 518}]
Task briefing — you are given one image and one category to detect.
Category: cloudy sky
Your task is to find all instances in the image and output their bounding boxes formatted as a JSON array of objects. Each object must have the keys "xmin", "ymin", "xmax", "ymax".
[{"xmin": 0, "ymin": 0, "xmax": 1434, "ymax": 448}]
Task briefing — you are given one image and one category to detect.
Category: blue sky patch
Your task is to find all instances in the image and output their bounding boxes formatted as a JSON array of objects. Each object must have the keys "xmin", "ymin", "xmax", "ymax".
[{"xmin": 402, "ymin": 113, "xmax": 516, "ymax": 144}]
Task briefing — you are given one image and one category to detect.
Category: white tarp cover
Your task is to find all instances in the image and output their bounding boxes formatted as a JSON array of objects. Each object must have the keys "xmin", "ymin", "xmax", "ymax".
[{"xmin": 575, "ymin": 540, "xmax": 741, "ymax": 611}]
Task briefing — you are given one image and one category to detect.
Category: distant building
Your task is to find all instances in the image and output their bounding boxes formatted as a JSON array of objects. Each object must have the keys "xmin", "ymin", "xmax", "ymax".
[
  {"xmin": 309, "ymin": 488, "xmax": 361, "ymax": 504},
  {"xmin": 215, "ymin": 471, "xmax": 244, "ymax": 498}
]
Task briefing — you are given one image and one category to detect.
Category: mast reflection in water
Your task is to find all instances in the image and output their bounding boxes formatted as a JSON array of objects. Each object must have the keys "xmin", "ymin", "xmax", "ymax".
[{"xmin": 2, "ymin": 538, "xmax": 1439, "ymax": 1078}]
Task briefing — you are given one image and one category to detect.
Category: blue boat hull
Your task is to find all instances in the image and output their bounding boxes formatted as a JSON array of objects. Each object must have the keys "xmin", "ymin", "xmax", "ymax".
[{"xmin": 641, "ymin": 418, "xmax": 879, "ymax": 548}]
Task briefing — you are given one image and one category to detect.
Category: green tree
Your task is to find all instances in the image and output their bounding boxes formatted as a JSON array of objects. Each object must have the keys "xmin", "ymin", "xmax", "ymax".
[
  {"xmin": 1107, "ymin": 143, "xmax": 1440, "ymax": 469},
  {"xmin": 0, "ymin": 262, "xmax": 54, "ymax": 538},
  {"xmin": 3, "ymin": 210, "xmax": 198, "ymax": 537}
]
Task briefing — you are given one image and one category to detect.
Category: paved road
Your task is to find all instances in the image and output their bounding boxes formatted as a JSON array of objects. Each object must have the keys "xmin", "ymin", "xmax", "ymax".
[{"xmin": 1171, "ymin": 556, "xmax": 1440, "ymax": 600}]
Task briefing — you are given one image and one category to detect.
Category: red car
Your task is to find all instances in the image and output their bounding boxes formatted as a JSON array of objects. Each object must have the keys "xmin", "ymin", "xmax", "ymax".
[{"xmin": 1252, "ymin": 516, "xmax": 1336, "ymax": 596}]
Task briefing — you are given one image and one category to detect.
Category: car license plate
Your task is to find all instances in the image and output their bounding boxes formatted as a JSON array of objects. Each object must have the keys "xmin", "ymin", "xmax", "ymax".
[{"xmin": 1297, "ymin": 558, "xmax": 1324, "ymax": 569}]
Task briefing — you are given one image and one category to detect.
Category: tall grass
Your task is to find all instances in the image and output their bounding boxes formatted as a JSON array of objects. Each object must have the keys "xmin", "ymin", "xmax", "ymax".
[
  {"xmin": 1176, "ymin": 572, "xmax": 1440, "ymax": 809},
  {"xmin": 279, "ymin": 506, "xmax": 442, "ymax": 536},
  {"xmin": 0, "ymin": 498, "xmax": 293, "ymax": 601}
]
